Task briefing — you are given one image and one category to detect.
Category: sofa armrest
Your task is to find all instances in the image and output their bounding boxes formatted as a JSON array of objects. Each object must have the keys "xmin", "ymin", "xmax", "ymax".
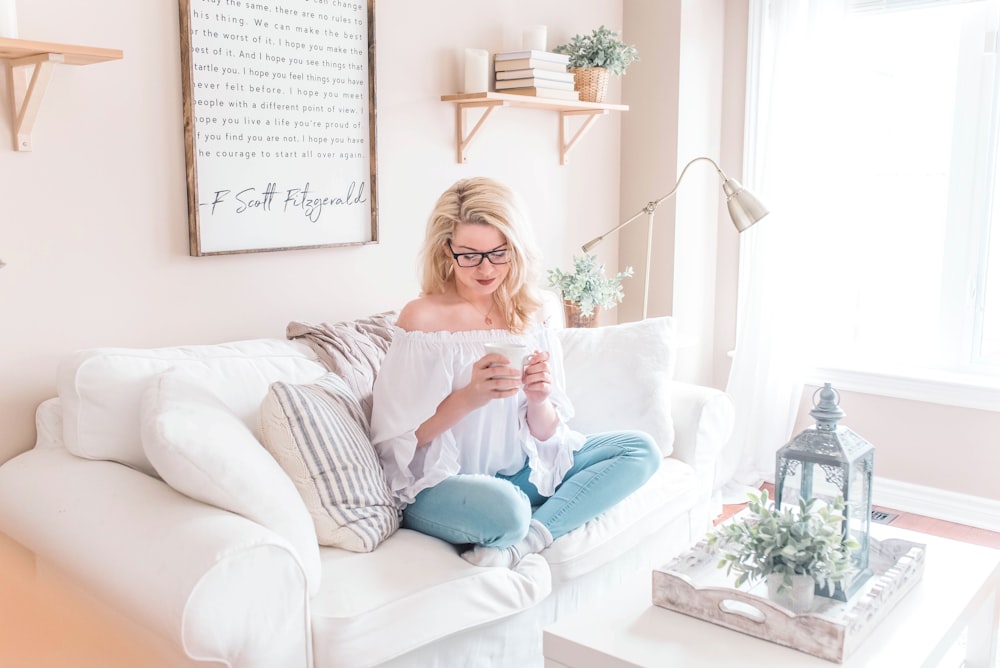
[
  {"xmin": 0, "ymin": 447, "xmax": 311, "ymax": 668},
  {"xmin": 668, "ymin": 380, "xmax": 735, "ymax": 484}
]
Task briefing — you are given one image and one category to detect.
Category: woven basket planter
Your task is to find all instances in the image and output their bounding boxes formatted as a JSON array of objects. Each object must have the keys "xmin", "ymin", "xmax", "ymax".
[
  {"xmin": 569, "ymin": 67, "xmax": 611, "ymax": 103},
  {"xmin": 563, "ymin": 301, "xmax": 600, "ymax": 328}
]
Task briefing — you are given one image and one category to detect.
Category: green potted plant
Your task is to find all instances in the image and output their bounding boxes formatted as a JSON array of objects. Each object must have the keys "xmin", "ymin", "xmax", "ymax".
[
  {"xmin": 547, "ymin": 254, "xmax": 633, "ymax": 327},
  {"xmin": 707, "ymin": 489, "xmax": 859, "ymax": 613},
  {"xmin": 552, "ymin": 26, "xmax": 639, "ymax": 102}
]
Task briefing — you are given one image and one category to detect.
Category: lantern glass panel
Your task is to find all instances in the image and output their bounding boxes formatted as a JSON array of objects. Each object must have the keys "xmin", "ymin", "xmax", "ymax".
[
  {"xmin": 847, "ymin": 453, "xmax": 874, "ymax": 569},
  {"xmin": 775, "ymin": 427, "xmax": 850, "ymax": 510}
]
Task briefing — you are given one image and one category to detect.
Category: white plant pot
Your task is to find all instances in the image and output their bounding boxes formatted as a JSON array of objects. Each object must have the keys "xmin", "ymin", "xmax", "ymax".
[{"xmin": 766, "ymin": 573, "xmax": 815, "ymax": 613}]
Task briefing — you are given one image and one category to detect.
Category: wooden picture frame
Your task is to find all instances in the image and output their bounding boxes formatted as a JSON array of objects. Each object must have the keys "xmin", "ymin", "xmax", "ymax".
[{"xmin": 178, "ymin": 0, "xmax": 378, "ymax": 256}]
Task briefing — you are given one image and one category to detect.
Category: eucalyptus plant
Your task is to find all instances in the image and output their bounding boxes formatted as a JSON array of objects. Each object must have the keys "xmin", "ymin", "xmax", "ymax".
[
  {"xmin": 546, "ymin": 254, "xmax": 633, "ymax": 317},
  {"xmin": 708, "ymin": 489, "xmax": 860, "ymax": 595},
  {"xmin": 552, "ymin": 26, "xmax": 639, "ymax": 76}
]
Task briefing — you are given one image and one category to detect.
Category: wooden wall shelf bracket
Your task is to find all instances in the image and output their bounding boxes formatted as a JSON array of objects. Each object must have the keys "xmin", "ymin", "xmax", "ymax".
[
  {"xmin": 560, "ymin": 109, "xmax": 608, "ymax": 165},
  {"xmin": 0, "ymin": 38, "xmax": 123, "ymax": 151},
  {"xmin": 8, "ymin": 53, "xmax": 62, "ymax": 151},
  {"xmin": 454, "ymin": 99, "xmax": 506, "ymax": 163}
]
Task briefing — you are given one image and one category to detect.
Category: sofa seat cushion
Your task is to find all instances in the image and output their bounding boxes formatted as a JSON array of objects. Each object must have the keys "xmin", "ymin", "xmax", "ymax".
[
  {"xmin": 310, "ymin": 529, "xmax": 551, "ymax": 668},
  {"xmin": 58, "ymin": 339, "xmax": 325, "ymax": 476},
  {"xmin": 542, "ymin": 458, "xmax": 702, "ymax": 583}
]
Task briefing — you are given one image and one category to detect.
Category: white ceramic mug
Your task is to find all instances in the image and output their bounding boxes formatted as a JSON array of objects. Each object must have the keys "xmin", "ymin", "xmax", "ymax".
[{"xmin": 484, "ymin": 342, "xmax": 530, "ymax": 373}]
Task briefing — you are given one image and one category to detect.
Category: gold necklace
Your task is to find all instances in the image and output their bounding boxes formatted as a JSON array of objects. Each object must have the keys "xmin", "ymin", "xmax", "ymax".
[{"xmin": 464, "ymin": 298, "xmax": 496, "ymax": 326}]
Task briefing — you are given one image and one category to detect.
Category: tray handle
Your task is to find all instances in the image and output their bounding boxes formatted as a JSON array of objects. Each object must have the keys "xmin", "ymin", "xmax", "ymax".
[{"xmin": 718, "ymin": 598, "xmax": 767, "ymax": 623}]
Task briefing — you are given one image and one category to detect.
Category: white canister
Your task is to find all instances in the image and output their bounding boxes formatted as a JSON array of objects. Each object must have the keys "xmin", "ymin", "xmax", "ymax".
[
  {"xmin": 0, "ymin": 0, "xmax": 18, "ymax": 39},
  {"xmin": 522, "ymin": 25, "xmax": 546, "ymax": 52},
  {"xmin": 463, "ymin": 48, "xmax": 488, "ymax": 94}
]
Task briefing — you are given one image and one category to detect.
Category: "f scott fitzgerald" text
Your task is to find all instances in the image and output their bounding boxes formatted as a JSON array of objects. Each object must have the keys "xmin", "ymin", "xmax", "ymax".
[{"xmin": 202, "ymin": 181, "xmax": 367, "ymax": 223}]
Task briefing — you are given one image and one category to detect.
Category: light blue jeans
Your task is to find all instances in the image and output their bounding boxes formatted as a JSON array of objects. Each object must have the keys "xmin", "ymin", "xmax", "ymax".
[{"xmin": 401, "ymin": 430, "xmax": 660, "ymax": 547}]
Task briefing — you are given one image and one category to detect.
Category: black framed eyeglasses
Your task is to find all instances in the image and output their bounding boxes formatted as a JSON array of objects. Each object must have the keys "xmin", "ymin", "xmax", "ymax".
[{"xmin": 447, "ymin": 241, "xmax": 511, "ymax": 268}]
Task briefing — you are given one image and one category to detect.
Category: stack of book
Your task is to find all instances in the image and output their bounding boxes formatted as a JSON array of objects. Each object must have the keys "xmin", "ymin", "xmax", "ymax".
[{"xmin": 493, "ymin": 50, "xmax": 579, "ymax": 101}]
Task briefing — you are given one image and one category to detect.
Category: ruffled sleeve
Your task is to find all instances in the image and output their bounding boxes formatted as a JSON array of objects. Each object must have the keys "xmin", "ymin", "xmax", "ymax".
[
  {"xmin": 518, "ymin": 325, "xmax": 587, "ymax": 496},
  {"xmin": 369, "ymin": 329, "xmax": 462, "ymax": 504}
]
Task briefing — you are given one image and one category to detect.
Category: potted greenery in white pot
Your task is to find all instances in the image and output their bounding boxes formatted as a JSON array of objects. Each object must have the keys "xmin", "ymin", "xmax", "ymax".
[
  {"xmin": 547, "ymin": 254, "xmax": 633, "ymax": 327},
  {"xmin": 708, "ymin": 489, "xmax": 859, "ymax": 613},
  {"xmin": 552, "ymin": 25, "xmax": 639, "ymax": 103}
]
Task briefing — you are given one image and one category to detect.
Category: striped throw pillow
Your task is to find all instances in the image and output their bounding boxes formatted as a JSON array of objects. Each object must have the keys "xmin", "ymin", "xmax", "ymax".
[{"xmin": 259, "ymin": 373, "xmax": 400, "ymax": 552}]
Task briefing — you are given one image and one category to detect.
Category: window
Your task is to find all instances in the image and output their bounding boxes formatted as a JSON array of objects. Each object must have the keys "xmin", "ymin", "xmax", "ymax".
[{"xmin": 744, "ymin": 0, "xmax": 1000, "ymax": 405}]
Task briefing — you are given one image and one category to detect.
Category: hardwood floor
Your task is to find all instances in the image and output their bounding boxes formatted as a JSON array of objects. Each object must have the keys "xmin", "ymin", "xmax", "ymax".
[{"xmin": 718, "ymin": 483, "xmax": 1000, "ymax": 550}]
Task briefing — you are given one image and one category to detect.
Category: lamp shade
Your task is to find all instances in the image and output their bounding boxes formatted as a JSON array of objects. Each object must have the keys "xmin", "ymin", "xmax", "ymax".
[{"xmin": 723, "ymin": 178, "xmax": 769, "ymax": 232}]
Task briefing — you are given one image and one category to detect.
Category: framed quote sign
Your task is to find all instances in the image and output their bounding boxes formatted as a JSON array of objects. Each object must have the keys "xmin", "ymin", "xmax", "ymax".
[{"xmin": 178, "ymin": 0, "xmax": 378, "ymax": 256}]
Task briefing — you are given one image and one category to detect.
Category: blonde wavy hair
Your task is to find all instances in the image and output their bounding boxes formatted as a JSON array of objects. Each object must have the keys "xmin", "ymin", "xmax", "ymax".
[{"xmin": 419, "ymin": 177, "xmax": 543, "ymax": 333}]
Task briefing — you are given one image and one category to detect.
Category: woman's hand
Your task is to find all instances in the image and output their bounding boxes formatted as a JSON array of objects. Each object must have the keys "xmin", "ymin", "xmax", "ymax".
[
  {"xmin": 524, "ymin": 350, "xmax": 558, "ymax": 440},
  {"xmin": 414, "ymin": 353, "xmax": 521, "ymax": 446},
  {"xmin": 522, "ymin": 350, "xmax": 552, "ymax": 405},
  {"xmin": 460, "ymin": 353, "xmax": 523, "ymax": 410}
]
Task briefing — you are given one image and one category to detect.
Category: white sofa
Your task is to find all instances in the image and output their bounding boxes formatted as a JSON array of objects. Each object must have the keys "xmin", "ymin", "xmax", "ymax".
[{"xmin": 0, "ymin": 312, "xmax": 734, "ymax": 668}]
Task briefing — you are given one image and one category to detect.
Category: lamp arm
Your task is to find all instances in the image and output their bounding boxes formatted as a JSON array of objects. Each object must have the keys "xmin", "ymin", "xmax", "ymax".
[
  {"xmin": 581, "ymin": 208, "xmax": 648, "ymax": 253},
  {"xmin": 580, "ymin": 156, "xmax": 729, "ymax": 253}
]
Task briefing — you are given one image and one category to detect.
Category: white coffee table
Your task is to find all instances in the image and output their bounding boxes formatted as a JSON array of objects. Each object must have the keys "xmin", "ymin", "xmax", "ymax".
[{"xmin": 543, "ymin": 525, "xmax": 1000, "ymax": 667}]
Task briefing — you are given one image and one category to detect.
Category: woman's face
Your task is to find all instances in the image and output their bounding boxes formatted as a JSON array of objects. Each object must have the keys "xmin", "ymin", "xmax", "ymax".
[{"xmin": 448, "ymin": 223, "xmax": 511, "ymax": 298}]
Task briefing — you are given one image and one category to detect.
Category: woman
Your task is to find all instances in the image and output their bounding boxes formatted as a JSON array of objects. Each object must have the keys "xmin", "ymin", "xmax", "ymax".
[{"xmin": 370, "ymin": 177, "xmax": 659, "ymax": 568}]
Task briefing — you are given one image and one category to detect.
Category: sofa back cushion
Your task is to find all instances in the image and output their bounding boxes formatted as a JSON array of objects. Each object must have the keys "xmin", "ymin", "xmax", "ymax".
[
  {"xmin": 58, "ymin": 338, "xmax": 326, "ymax": 476},
  {"xmin": 557, "ymin": 317, "xmax": 676, "ymax": 456}
]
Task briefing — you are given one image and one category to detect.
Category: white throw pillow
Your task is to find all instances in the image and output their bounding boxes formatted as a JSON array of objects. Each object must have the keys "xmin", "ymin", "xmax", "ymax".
[
  {"xmin": 557, "ymin": 317, "xmax": 676, "ymax": 456},
  {"xmin": 139, "ymin": 368, "xmax": 322, "ymax": 594},
  {"xmin": 259, "ymin": 373, "xmax": 400, "ymax": 552}
]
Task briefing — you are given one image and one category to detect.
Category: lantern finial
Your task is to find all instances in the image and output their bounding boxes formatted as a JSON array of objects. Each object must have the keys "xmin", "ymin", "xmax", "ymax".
[{"xmin": 810, "ymin": 382, "xmax": 845, "ymax": 431}]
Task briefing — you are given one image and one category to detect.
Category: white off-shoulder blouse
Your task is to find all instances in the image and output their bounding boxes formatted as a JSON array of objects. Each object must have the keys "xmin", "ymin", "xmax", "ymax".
[{"xmin": 370, "ymin": 324, "xmax": 587, "ymax": 506}]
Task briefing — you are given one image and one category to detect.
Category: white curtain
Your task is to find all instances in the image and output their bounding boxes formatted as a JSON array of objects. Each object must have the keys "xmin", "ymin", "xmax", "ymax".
[{"xmin": 718, "ymin": 0, "xmax": 851, "ymax": 502}]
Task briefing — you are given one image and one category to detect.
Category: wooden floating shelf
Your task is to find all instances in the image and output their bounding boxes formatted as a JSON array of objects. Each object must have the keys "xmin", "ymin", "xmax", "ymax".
[
  {"xmin": 440, "ymin": 92, "xmax": 628, "ymax": 165},
  {"xmin": 0, "ymin": 37, "xmax": 124, "ymax": 151}
]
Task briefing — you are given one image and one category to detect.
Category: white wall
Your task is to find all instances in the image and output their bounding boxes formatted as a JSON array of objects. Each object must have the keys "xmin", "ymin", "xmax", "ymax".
[
  {"xmin": 0, "ymin": 0, "xmax": 625, "ymax": 464},
  {"xmin": 4, "ymin": 0, "xmax": 998, "ymax": 508},
  {"xmin": 792, "ymin": 386, "xmax": 1000, "ymax": 502}
]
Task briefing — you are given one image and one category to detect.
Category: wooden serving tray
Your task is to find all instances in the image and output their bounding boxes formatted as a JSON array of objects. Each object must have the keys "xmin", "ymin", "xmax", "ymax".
[{"xmin": 652, "ymin": 536, "xmax": 926, "ymax": 663}]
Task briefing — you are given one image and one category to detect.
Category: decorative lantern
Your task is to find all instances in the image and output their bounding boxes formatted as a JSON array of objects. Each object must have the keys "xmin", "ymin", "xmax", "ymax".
[{"xmin": 775, "ymin": 383, "xmax": 873, "ymax": 600}]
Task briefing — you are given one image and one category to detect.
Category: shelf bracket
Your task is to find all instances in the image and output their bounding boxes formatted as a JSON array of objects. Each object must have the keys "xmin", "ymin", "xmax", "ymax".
[
  {"xmin": 454, "ymin": 100, "xmax": 506, "ymax": 163},
  {"xmin": 6, "ymin": 53, "xmax": 63, "ymax": 152},
  {"xmin": 560, "ymin": 109, "xmax": 609, "ymax": 165}
]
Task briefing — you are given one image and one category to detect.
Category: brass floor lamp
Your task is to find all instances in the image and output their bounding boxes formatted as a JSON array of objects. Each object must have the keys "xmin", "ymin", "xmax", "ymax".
[{"xmin": 581, "ymin": 156, "xmax": 769, "ymax": 319}]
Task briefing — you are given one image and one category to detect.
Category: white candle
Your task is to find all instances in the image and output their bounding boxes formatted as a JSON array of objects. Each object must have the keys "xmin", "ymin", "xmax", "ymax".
[
  {"xmin": 463, "ymin": 48, "xmax": 488, "ymax": 94},
  {"xmin": 522, "ymin": 25, "xmax": 546, "ymax": 52},
  {"xmin": 0, "ymin": 0, "xmax": 18, "ymax": 39}
]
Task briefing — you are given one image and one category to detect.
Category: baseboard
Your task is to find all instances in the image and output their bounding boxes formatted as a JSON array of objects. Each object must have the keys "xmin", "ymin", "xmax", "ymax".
[{"xmin": 873, "ymin": 476, "xmax": 1000, "ymax": 534}]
